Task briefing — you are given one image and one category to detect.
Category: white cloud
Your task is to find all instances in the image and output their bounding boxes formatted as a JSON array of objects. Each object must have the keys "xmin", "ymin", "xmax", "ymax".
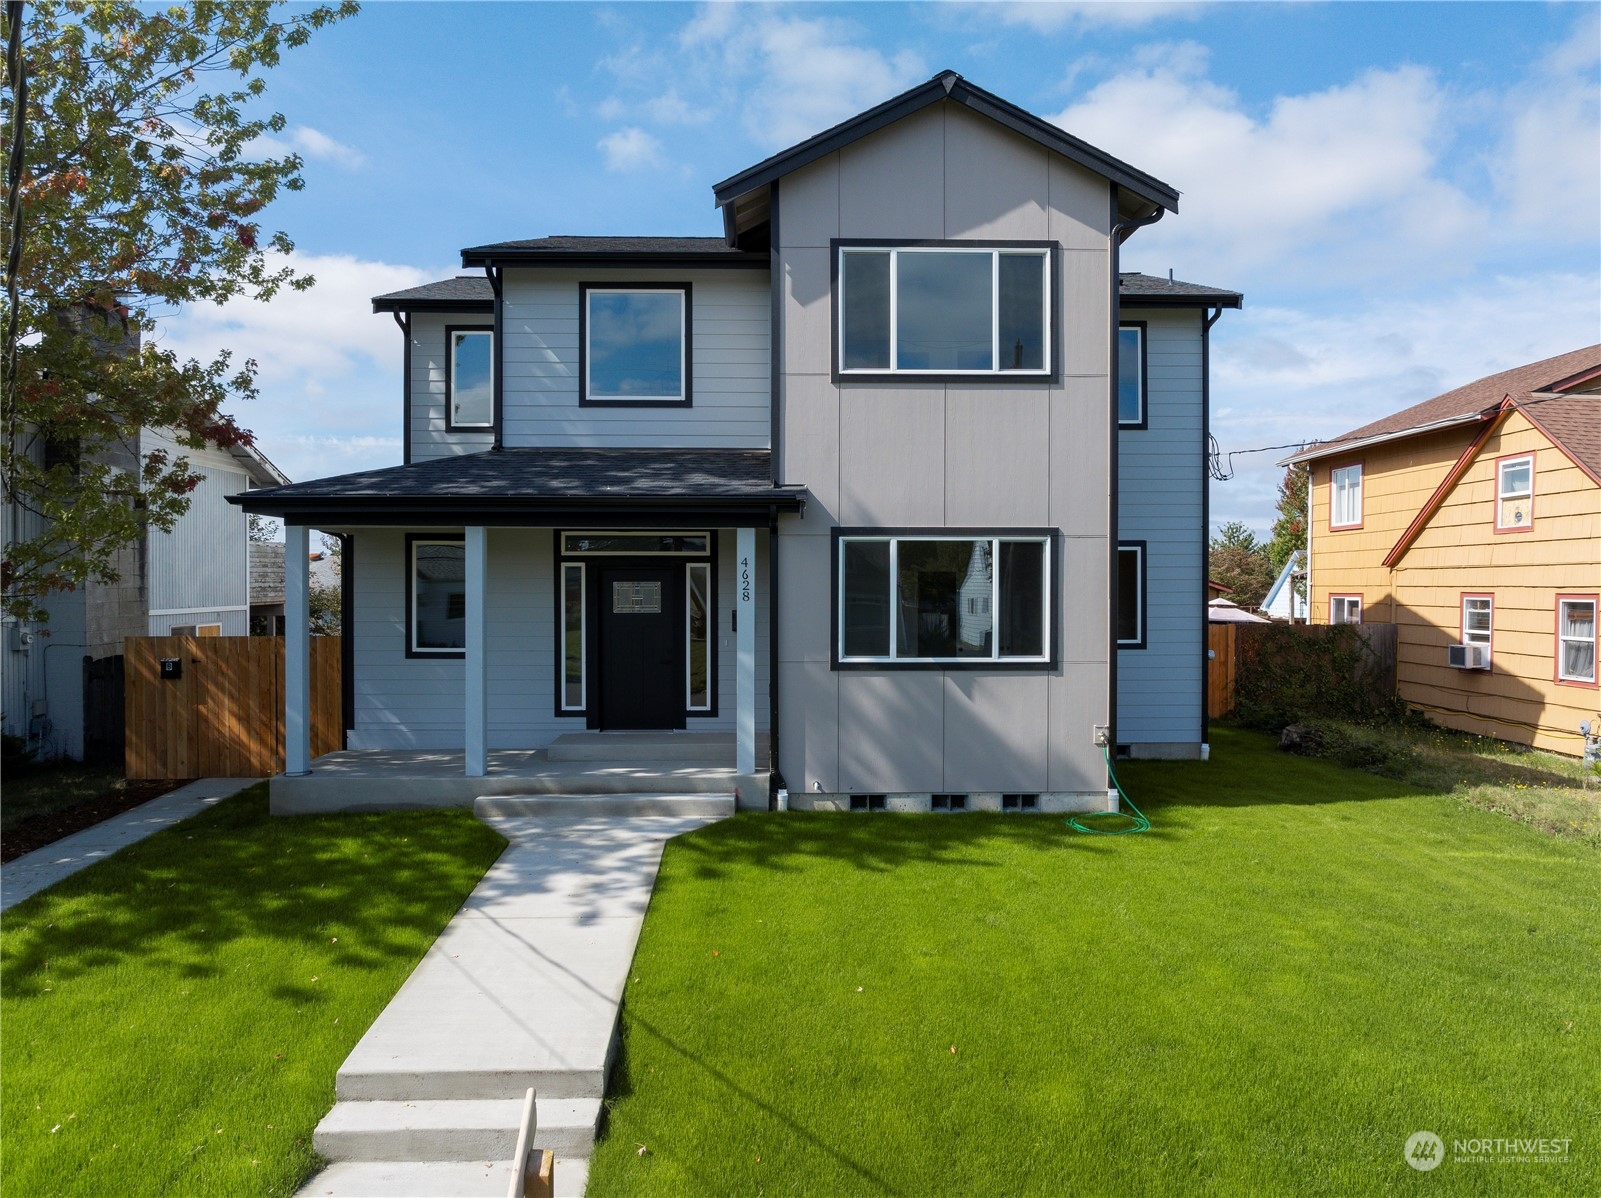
[
  {"xmin": 154, "ymin": 253, "xmax": 452, "ymax": 483},
  {"xmin": 598, "ymin": 127, "xmax": 668, "ymax": 172},
  {"xmin": 1207, "ymin": 271, "xmax": 1601, "ymax": 534},
  {"xmin": 251, "ymin": 125, "xmax": 366, "ymax": 169},
  {"xmin": 990, "ymin": 2, "xmax": 1208, "ymax": 33}
]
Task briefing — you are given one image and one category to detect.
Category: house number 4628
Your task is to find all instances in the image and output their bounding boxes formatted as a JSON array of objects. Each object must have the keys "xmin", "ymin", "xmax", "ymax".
[{"xmin": 739, "ymin": 556, "xmax": 752, "ymax": 603}]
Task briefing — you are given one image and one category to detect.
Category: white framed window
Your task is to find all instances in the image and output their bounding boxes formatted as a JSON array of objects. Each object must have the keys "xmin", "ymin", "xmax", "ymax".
[
  {"xmin": 1462, "ymin": 594, "xmax": 1493, "ymax": 663},
  {"xmin": 686, "ymin": 563, "xmax": 711, "ymax": 712},
  {"xmin": 1118, "ymin": 324, "xmax": 1146, "ymax": 426},
  {"xmin": 1117, "ymin": 543, "xmax": 1145, "ymax": 647},
  {"xmin": 580, "ymin": 285, "xmax": 689, "ymax": 405},
  {"xmin": 1557, "ymin": 597, "xmax": 1598, "ymax": 685},
  {"xmin": 560, "ymin": 563, "xmax": 586, "ymax": 711},
  {"xmin": 1329, "ymin": 595, "xmax": 1362, "ymax": 625},
  {"xmin": 446, "ymin": 326, "xmax": 494, "ymax": 429},
  {"xmin": 838, "ymin": 245, "xmax": 1051, "ymax": 376},
  {"xmin": 408, "ymin": 536, "xmax": 465, "ymax": 656},
  {"xmin": 170, "ymin": 623, "xmax": 222, "ymax": 637},
  {"xmin": 837, "ymin": 532, "xmax": 1051, "ymax": 665},
  {"xmin": 1330, "ymin": 464, "xmax": 1363, "ymax": 529},
  {"xmin": 1496, "ymin": 454, "xmax": 1534, "ymax": 530}
]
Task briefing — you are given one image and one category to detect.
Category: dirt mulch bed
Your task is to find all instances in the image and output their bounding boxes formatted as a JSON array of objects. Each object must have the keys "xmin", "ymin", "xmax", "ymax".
[{"xmin": 1, "ymin": 779, "xmax": 194, "ymax": 863}]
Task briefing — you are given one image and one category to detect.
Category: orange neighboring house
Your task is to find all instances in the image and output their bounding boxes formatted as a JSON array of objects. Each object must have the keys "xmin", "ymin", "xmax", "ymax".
[{"xmin": 1284, "ymin": 345, "xmax": 1601, "ymax": 755}]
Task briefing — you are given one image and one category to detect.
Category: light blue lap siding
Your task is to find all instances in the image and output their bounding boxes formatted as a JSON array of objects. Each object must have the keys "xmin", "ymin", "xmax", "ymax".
[{"xmin": 1117, "ymin": 307, "xmax": 1204, "ymax": 746}]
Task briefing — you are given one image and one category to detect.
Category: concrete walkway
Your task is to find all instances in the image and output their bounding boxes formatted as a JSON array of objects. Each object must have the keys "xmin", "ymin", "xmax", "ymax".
[
  {"xmin": 299, "ymin": 805, "xmax": 725, "ymax": 1198},
  {"xmin": 1, "ymin": 777, "xmax": 261, "ymax": 913}
]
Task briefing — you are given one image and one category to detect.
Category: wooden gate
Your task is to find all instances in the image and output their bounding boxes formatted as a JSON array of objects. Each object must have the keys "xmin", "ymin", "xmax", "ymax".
[
  {"xmin": 124, "ymin": 636, "xmax": 342, "ymax": 778},
  {"xmin": 82, "ymin": 653, "xmax": 126, "ymax": 765},
  {"xmin": 1207, "ymin": 623, "xmax": 1237, "ymax": 719}
]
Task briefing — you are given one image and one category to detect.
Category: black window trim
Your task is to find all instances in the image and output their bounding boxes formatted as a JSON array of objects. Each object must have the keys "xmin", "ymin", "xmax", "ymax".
[
  {"xmin": 1117, "ymin": 540, "xmax": 1147, "ymax": 650},
  {"xmin": 443, "ymin": 324, "xmax": 496, "ymax": 433},
  {"xmin": 1118, "ymin": 321, "xmax": 1148, "ymax": 430},
  {"xmin": 830, "ymin": 526, "xmax": 1060, "ymax": 671},
  {"xmin": 830, "ymin": 240, "xmax": 1061, "ymax": 385},
  {"xmin": 405, "ymin": 532, "xmax": 466, "ymax": 660},
  {"xmin": 578, "ymin": 281, "xmax": 694, "ymax": 408}
]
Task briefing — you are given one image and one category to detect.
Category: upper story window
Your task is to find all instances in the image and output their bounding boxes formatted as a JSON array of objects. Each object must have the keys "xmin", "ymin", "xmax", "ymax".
[
  {"xmin": 581, "ymin": 284, "xmax": 691, "ymax": 406},
  {"xmin": 1496, "ymin": 454, "xmax": 1533, "ymax": 531},
  {"xmin": 1330, "ymin": 464, "xmax": 1363, "ymax": 529},
  {"xmin": 447, "ymin": 327, "xmax": 494, "ymax": 429},
  {"xmin": 837, "ymin": 244, "xmax": 1052, "ymax": 378},
  {"xmin": 836, "ymin": 531, "xmax": 1052, "ymax": 667},
  {"xmin": 1118, "ymin": 324, "xmax": 1146, "ymax": 427}
]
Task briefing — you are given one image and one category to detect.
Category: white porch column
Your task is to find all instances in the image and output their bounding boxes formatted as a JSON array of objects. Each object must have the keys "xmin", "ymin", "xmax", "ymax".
[
  {"xmin": 465, "ymin": 525, "xmax": 488, "ymax": 778},
  {"xmin": 284, "ymin": 524, "xmax": 311, "ymax": 776},
  {"xmin": 736, "ymin": 526, "xmax": 757, "ymax": 776}
]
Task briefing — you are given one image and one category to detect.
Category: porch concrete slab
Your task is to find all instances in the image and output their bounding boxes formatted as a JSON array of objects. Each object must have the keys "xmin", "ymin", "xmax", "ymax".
[
  {"xmin": 298, "ymin": 1157, "xmax": 587, "ymax": 1198},
  {"xmin": 1, "ymin": 777, "xmax": 260, "ymax": 913},
  {"xmin": 547, "ymin": 730, "xmax": 770, "ymax": 763},
  {"xmin": 271, "ymin": 747, "xmax": 767, "ymax": 814},
  {"xmin": 473, "ymin": 792, "xmax": 735, "ymax": 821},
  {"xmin": 333, "ymin": 813, "xmax": 718, "ymax": 1103}
]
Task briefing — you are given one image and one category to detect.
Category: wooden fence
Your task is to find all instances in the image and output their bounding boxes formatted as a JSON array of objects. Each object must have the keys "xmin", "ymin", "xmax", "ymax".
[
  {"xmin": 125, "ymin": 636, "xmax": 342, "ymax": 779},
  {"xmin": 1208, "ymin": 621, "xmax": 1398, "ymax": 721}
]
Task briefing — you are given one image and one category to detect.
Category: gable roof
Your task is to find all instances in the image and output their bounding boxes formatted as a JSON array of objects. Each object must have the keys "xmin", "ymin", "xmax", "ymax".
[
  {"xmin": 1517, "ymin": 392, "xmax": 1601, "ymax": 484},
  {"xmin": 1285, "ymin": 344, "xmax": 1601, "ymax": 465},
  {"xmin": 711, "ymin": 70, "xmax": 1180, "ymax": 216}
]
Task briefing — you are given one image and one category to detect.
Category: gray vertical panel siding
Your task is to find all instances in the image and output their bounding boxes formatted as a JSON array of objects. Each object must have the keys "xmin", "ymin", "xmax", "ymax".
[
  {"xmin": 410, "ymin": 313, "xmax": 496, "ymax": 462},
  {"xmin": 347, "ymin": 527, "xmax": 768, "ymax": 750},
  {"xmin": 493, "ymin": 268, "xmax": 770, "ymax": 450},
  {"xmin": 774, "ymin": 100, "xmax": 1113, "ymax": 796},
  {"xmin": 1116, "ymin": 308, "xmax": 1203, "ymax": 745},
  {"xmin": 144, "ymin": 432, "xmax": 249, "ymax": 615}
]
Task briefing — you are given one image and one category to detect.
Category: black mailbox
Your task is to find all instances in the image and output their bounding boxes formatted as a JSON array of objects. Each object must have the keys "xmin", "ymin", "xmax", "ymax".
[{"xmin": 159, "ymin": 657, "xmax": 182, "ymax": 680}]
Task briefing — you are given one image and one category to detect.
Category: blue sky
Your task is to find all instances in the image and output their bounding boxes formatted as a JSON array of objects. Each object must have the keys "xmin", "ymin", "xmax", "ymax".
[{"xmin": 159, "ymin": 1, "xmax": 1601, "ymax": 536}]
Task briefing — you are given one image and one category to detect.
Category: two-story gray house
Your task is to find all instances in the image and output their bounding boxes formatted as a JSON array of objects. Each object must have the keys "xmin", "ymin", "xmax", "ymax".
[{"xmin": 238, "ymin": 72, "xmax": 1240, "ymax": 812}]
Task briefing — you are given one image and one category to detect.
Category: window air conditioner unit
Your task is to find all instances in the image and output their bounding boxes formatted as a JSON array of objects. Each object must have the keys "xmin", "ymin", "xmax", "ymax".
[{"xmin": 1448, "ymin": 643, "xmax": 1489, "ymax": 670}]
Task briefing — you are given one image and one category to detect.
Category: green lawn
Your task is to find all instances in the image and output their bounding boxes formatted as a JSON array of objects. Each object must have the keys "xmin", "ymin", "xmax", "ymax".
[
  {"xmin": 0, "ymin": 785, "xmax": 505, "ymax": 1198},
  {"xmin": 589, "ymin": 727, "xmax": 1599, "ymax": 1196},
  {"xmin": 2, "ymin": 762, "xmax": 137, "ymax": 831}
]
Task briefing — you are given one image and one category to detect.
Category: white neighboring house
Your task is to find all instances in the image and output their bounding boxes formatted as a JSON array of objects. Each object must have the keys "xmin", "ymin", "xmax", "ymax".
[
  {"xmin": 1208, "ymin": 598, "xmax": 1270, "ymax": 624},
  {"xmin": 1, "ymin": 429, "xmax": 287, "ymax": 761},
  {"xmin": 1260, "ymin": 550, "xmax": 1308, "ymax": 622}
]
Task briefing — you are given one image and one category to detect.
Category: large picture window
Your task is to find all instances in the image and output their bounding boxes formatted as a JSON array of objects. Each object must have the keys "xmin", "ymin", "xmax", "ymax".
[
  {"xmin": 446, "ymin": 326, "xmax": 494, "ymax": 429},
  {"xmin": 1118, "ymin": 324, "xmax": 1146, "ymax": 427},
  {"xmin": 837, "ymin": 245, "xmax": 1051, "ymax": 377},
  {"xmin": 836, "ymin": 531, "xmax": 1052, "ymax": 666},
  {"xmin": 409, "ymin": 537, "xmax": 465, "ymax": 657},
  {"xmin": 580, "ymin": 284, "xmax": 690, "ymax": 405}
]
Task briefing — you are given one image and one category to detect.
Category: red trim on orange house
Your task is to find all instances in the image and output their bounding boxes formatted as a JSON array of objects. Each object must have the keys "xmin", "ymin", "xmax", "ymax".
[
  {"xmin": 1492, "ymin": 450, "xmax": 1536, "ymax": 535},
  {"xmin": 1460, "ymin": 592, "xmax": 1494, "ymax": 673},
  {"xmin": 1382, "ymin": 402, "xmax": 1513, "ymax": 569},
  {"xmin": 1554, "ymin": 593, "xmax": 1601, "ymax": 690},
  {"xmin": 1327, "ymin": 460, "xmax": 1365, "ymax": 531}
]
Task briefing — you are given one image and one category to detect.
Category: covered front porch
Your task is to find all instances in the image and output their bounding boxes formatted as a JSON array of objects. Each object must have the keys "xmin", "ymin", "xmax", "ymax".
[{"xmin": 269, "ymin": 731, "xmax": 771, "ymax": 814}]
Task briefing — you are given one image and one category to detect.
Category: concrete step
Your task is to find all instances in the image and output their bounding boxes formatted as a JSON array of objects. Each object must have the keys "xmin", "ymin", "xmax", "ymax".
[
  {"xmin": 296, "ymin": 1156, "xmax": 589, "ymax": 1198},
  {"xmin": 314, "ymin": 1097, "xmax": 602, "ymax": 1163},
  {"xmin": 337, "ymin": 1062, "xmax": 609, "ymax": 1103},
  {"xmin": 473, "ymin": 792, "xmax": 735, "ymax": 819},
  {"xmin": 546, "ymin": 731, "xmax": 766, "ymax": 763}
]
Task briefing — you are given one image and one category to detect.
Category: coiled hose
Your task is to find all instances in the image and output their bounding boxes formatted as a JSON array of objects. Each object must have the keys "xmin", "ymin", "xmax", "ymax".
[{"xmin": 1068, "ymin": 746, "xmax": 1151, "ymax": 835}]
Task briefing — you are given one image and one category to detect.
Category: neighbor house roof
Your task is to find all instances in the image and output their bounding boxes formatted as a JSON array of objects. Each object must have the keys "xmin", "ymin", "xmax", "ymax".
[
  {"xmin": 711, "ymin": 70, "xmax": 1180, "ymax": 217},
  {"xmin": 374, "ymin": 270, "xmax": 1239, "ymax": 312},
  {"xmin": 1284, "ymin": 344, "xmax": 1601, "ymax": 466},
  {"xmin": 230, "ymin": 448, "xmax": 806, "ymax": 524}
]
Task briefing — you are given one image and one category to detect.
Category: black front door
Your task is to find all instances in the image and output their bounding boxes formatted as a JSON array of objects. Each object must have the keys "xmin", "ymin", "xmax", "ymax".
[{"xmin": 597, "ymin": 565, "xmax": 684, "ymax": 730}]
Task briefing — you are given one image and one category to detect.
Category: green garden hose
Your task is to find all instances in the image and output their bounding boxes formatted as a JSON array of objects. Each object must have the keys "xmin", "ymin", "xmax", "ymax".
[{"xmin": 1068, "ymin": 746, "xmax": 1151, "ymax": 835}]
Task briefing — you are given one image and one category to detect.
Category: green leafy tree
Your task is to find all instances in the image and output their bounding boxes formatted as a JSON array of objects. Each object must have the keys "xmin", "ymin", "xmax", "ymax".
[
  {"xmin": 1210, "ymin": 519, "xmax": 1276, "ymax": 609},
  {"xmin": 2, "ymin": 0, "xmax": 356, "ymax": 622},
  {"xmin": 1267, "ymin": 464, "xmax": 1309, "ymax": 578}
]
